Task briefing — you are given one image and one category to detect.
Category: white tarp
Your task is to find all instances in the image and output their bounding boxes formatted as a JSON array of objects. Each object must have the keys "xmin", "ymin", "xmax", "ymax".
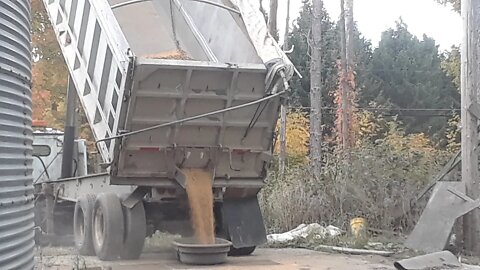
[{"xmin": 226, "ymin": 0, "xmax": 295, "ymax": 80}]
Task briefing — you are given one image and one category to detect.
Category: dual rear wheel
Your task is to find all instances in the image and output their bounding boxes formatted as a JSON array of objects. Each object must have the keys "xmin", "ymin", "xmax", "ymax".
[
  {"xmin": 73, "ymin": 193, "xmax": 146, "ymax": 260},
  {"xmin": 74, "ymin": 193, "xmax": 256, "ymax": 260}
]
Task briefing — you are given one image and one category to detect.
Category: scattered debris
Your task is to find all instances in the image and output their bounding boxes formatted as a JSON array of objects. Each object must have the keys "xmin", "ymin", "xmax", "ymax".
[
  {"xmin": 350, "ymin": 217, "xmax": 369, "ymax": 247},
  {"xmin": 267, "ymin": 223, "xmax": 342, "ymax": 244},
  {"xmin": 367, "ymin": 241, "xmax": 405, "ymax": 253},
  {"xmin": 314, "ymin": 245, "xmax": 394, "ymax": 256},
  {"xmin": 394, "ymin": 251, "xmax": 461, "ymax": 270},
  {"xmin": 406, "ymin": 182, "xmax": 480, "ymax": 253}
]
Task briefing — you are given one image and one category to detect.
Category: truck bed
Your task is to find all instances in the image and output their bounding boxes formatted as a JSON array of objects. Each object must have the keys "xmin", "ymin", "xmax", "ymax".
[{"xmin": 42, "ymin": 0, "xmax": 287, "ymax": 187}]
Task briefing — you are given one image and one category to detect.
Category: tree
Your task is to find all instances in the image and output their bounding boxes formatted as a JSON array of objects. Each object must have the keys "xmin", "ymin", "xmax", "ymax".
[
  {"xmin": 288, "ymin": 1, "xmax": 372, "ymax": 139},
  {"xmin": 279, "ymin": 0, "xmax": 291, "ymax": 176},
  {"xmin": 337, "ymin": 0, "xmax": 356, "ymax": 149},
  {"xmin": 361, "ymin": 21, "xmax": 459, "ymax": 139},
  {"xmin": 288, "ymin": 1, "xmax": 340, "ymax": 139},
  {"xmin": 31, "ymin": 0, "xmax": 68, "ymax": 128},
  {"xmin": 442, "ymin": 46, "xmax": 461, "ymax": 90},
  {"xmin": 31, "ymin": 0, "xmax": 94, "ymax": 149},
  {"xmin": 310, "ymin": 0, "xmax": 323, "ymax": 179},
  {"xmin": 436, "ymin": 0, "xmax": 461, "ymax": 12},
  {"xmin": 268, "ymin": 0, "xmax": 279, "ymax": 40}
]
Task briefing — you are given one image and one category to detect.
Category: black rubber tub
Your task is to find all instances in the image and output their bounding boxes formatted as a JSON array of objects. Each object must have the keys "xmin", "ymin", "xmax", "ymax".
[{"xmin": 172, "ymin": 238, "xmax": 232, "ymax": 265}]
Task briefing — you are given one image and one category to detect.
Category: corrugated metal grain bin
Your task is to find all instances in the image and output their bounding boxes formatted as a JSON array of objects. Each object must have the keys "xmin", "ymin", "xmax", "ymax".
[{"xmin": 0, "ymin": 0, "xmax": 35, "ymax": 269}]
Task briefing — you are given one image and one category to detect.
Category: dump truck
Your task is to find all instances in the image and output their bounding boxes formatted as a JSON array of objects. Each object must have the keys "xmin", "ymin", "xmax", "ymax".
[{"xmin": 33, "ymin": 0, "xmax": 293, "ymax": 260}]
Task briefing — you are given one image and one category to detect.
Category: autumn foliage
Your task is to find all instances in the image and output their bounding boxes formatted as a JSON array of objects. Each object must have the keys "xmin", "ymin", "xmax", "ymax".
[
  {"xmin": 31, "ymin": 0, "xmax": 68, "ymax": 128},
  {"xmin": 333, "ymin": 60, "xmax": 357, "ymax": 148},
  {"xmin": 275, "ymin": 110, "xmax": 310, "ymax": 163}
]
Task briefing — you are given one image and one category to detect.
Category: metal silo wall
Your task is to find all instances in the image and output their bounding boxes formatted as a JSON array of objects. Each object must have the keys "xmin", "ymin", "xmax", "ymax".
[{"xmin": 0, "ymin": 0, "xmax": 35, "ymax": 269}]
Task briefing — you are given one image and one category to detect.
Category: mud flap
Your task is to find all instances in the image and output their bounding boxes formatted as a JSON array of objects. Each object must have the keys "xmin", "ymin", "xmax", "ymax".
[{"xmin": 222, "ymin": 197, "xmax": 267, "ymax": 248}]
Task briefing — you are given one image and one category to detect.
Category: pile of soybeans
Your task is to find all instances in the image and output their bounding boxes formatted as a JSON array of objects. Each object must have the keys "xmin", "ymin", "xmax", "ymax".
[{"xmin": 143, "ymin": 49, "xmax": 191, "ymax": 60}]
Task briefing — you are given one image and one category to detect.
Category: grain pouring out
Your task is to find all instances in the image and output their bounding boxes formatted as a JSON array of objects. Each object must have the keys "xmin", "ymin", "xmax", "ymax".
[{"xmin": 184, "ymin": 168, "xmax": 215, "ymax": 245}]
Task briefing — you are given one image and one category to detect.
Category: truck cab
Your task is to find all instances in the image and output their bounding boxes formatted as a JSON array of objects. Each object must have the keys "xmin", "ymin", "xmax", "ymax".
[{"xmin": 32, "ymin": 121, "xmax": 88, "ymax": 184}]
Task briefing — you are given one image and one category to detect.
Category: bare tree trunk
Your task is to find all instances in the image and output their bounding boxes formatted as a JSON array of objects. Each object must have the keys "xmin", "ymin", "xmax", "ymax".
[
  {"xmin": 345, "ymin": 0, "xmax": 354, "ymax": 148},
  {"xmin": 278, "ymin": 0, "xmax": 291, "ymax": 177},
  {"xmin": 345, "ymin": 0, "xmax": 354, "ymax": 72},
  {"xmin": 269, "ymin": 0, "xmax": 278, "ymax": 40},
  {"xmin": 339, "ymin": 0, "xmax": 349, "ymax": 149},
  {"xmin": 310, "ymin": 0, "xmax": 323, "ymax": 179},
  {"xmin": 284, "ymin": 0, "xmax": 291, "ymax": 46},
  {"xmin": 461, "ymin": 0, "xmax": 480, "ymax": 255}
]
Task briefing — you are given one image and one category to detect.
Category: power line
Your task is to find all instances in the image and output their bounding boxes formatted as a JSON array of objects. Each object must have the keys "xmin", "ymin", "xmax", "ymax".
[
  {"xmin": 289, "ymin": 106, "xmax": 460, "ymax": 111},
  {"xmin": 293, "ymin": 66, "xmax": 457, "ymax": 74},
  {"xmin": 286, "ymin": 106, "xmax": 460, "ymax": 117}
]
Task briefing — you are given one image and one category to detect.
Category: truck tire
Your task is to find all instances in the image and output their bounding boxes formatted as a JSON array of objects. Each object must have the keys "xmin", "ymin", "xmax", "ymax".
[
  {"xmin": 228, "ymin": 246, "xmax": 256, "ymax": 256},
  {"xmin": 92, "ymin": 193, "xmax": 124, "ymax": 260},
  {"xmin": 120, "ymin": 201, "xmax": 146, "ymax": 260},
  {"xmin": 73, "ymin": 194, "xmax": 96, "ymax": 255}
]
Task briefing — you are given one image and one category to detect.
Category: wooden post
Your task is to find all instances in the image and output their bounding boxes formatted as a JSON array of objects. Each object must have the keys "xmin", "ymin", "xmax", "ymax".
[
  {"xmin": 279, "ymin": 0, "xmax": 291, "ymax": 176},
  {"xmin": 310, "ymin": 0, "xmax": 323, "ymax": 179},
  {"xmin": 461, "ymin": 0, "xmax": 480, "ymax": 254}
]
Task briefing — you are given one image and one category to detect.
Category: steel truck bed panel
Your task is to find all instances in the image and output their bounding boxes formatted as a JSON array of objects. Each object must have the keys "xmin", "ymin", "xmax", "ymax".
[
  {"xmin": 114, "ymin": 59, "xmax": 279, "ymax": 179},
  {"xmin": 175, "ymin": 0, "xmax": 263, "ymax": 64},
  {"xmin": 110, "ymin": 0, "xmax": 210, "ymax": 61}
]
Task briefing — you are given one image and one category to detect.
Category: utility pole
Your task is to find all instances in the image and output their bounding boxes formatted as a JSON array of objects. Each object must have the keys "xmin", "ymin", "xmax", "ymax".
[
  {"xmin": 310, "ymin": 0, "xmax": 323, "ymax": 179},
  {"xmin": 461, "ymin": 0, "xmax": 480, "ymax": 255},
  {"xmin": 339, "ymin": 0, "xmax": 350, "ymax": 149},
  {"xmin": 279, "ymin": 0, "xmax": 291, "ymax": 177},
  {"xmin": 268, "ymin": 0, "xmax": 278, "ymax": 40}
]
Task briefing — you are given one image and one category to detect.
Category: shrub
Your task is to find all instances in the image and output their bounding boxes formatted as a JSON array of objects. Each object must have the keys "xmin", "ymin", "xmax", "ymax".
[{"xmin": 261, "ymin": 122, "xmax": 450, "ymax": 233}]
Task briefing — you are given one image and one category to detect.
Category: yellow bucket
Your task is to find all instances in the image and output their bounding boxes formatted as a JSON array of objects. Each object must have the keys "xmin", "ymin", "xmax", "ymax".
[{"xmin": 350, "ymin": 217, "xmax": 368, "ymax": 247}]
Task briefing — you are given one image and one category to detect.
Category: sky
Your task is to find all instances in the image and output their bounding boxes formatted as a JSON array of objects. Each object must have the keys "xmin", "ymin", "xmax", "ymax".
[{"xmin": 273, "ymin": 0, "xmax": 462, "ymax": 51}]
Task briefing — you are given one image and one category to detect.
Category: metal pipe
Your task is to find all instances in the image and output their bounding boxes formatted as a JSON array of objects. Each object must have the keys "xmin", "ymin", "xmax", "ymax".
[{"xmin": 61, "ymin": 78, "xmax": 76, "ymax": 178}]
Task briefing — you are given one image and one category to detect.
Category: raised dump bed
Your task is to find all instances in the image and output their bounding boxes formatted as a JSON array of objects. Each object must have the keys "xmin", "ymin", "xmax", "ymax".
[
  {"xmin": 40, "ymin": 0, "xmax": 293, "ymax": 258},
  {"xmin": 42, "ymin": 0, "xmax": 292, "ymax": 187}
]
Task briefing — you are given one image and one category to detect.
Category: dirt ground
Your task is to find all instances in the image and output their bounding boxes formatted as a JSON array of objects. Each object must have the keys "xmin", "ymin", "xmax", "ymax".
[
  {"xmin": 35, "ymin": 245, "xmax": 480, "ymax": 270},
  {"xmin": 34, "ymin": 246, "xmax": 399, "ymax": 270}
]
